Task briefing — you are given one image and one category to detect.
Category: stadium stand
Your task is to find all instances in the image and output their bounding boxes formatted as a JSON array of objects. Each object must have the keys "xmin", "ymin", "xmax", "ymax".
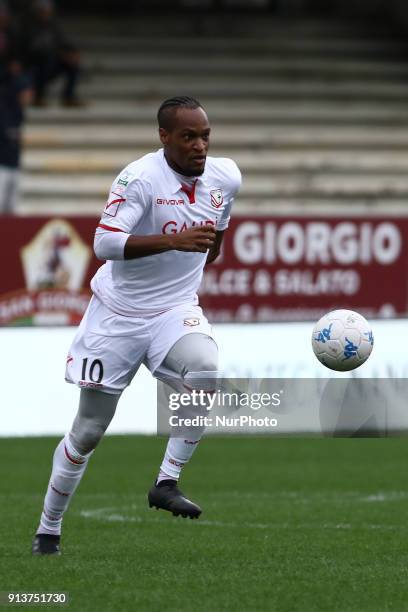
[{"xmin": 18, "ymin": 13, "xmax": 408, "ymax": 215}]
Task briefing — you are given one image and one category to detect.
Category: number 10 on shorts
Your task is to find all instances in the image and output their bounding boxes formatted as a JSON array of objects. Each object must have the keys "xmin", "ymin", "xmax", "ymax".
[{"xmin": 81, "ymin": 358, "xmax": 104, "ymax": 384}]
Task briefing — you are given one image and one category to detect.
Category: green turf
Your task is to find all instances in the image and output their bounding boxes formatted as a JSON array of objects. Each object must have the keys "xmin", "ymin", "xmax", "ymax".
[{"xmin": 1, "ymin": 436, "xmax": 408, "ymax": 611}]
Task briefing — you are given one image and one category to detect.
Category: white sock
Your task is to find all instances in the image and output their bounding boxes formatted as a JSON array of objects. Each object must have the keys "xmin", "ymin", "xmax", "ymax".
[
  {"xmin": 36, "ymin": 433, "xmax": 92, "ymax": 536},
  {"xmin": 157, "ymin": 437, "xmax": 201, "ymax": 483}
]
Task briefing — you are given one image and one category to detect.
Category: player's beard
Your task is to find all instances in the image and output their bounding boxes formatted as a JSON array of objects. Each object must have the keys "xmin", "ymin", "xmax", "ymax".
[
  {"xmin": 187, "ymin": 167, "xmax": 205, "ymax": 177},
  {"xmin": 185, "ymin": 158, "xmax": 206, "ymax": 176},
  {"xmin": 164, "ymin": 150, "xmax": 206, "ymax": 177}
]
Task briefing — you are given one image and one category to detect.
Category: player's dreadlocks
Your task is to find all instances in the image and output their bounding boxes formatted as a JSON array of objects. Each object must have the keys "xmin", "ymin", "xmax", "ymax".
[{"xmin": 157, "ymin": 96, "xmax": 203, "ymax": 130}]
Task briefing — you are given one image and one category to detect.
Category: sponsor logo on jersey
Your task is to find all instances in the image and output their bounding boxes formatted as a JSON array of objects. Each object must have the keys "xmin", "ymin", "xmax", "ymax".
[
  {"xmin": 117, "ymin": 172, "xmax": 130, "ymax": 187},
  {"xmin": 184, "ymin": 317, "xmax": 200, "ymax": 326},
  {"xmin": 210, "ymin": 188, "xmax": 223, "ymax": 208},
  {"xmin": 103, "ymin": 196, "xmax": 126, "ymax": 218},
  {"xmin": 156, "ymin": 198, "xmax": 185, "ymax": 206},
  {"xmin": 162, "ymin": 219, "xmax": 216, "ymax": 234}
]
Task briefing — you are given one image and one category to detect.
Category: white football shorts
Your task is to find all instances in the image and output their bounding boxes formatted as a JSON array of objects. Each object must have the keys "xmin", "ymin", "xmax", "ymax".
[{"xmin": 65, "ymin": 295, "xmax": 213, "ymax": 394}]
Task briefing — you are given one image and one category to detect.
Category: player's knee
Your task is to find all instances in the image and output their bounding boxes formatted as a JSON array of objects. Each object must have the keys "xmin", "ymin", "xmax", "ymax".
[
  {"xmin": 182, "ymin": 335, "xmax": 218, "ymax": 374},
  {"xmin": 162, "ymin": 333, "xmax": 220, "ymax": 391},
  {"xmin": 69, "ymin": 417, "xmax": 106, "ymax": 455},
  {"xmin": 182, "ymin": 337, "xmax": 219, "ymax": 393},
  {"xmin": 185, "ymin": 354, "xmax": 218, "ymax": 375}
]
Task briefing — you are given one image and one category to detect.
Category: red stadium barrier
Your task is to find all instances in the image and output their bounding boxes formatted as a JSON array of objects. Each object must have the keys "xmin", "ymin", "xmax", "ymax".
[
  {"xmin": 1, "ymin": 216, "xmax": 407, "ymax": 325},
  {"xmin": 0, "ymin": 217, "xmax": 97, "ymax": 326},
  {"xmin": 200, "ymin": 216, "xmax": 408, "ymax": 322}
]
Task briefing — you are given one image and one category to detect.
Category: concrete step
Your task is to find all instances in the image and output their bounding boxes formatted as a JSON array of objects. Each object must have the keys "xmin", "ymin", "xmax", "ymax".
[
  {"xmin": 22, "ymin": 125, "xmax": 408, "ymax": 149},
  {"xmin": 21, "ymin": 150, "xmax": 408, "ymax": 175},
  {"xmin": 82, "ymin": 55, "xmax": 408, "ymax": 80},
  {"xmin": 76, "ymin": 34, "xmax": 408, "ymax": 58},
  {"xmin": 20, "ymin": 172, "xmax": 408, "ymax": 199},
  {"xmin": 25, "ymin": 102, "xmax": 408, "ymax": 127},
  {"xmin": 68, "ymin": 78, "xmax": 408, "ymax": 102},
  {"xmin": 67, "ymin": 16, "xmax": 392, "ymax": 38},
  {"xmin": 22, "ymin": 17, "xmax": 408, "ymax": 218}
]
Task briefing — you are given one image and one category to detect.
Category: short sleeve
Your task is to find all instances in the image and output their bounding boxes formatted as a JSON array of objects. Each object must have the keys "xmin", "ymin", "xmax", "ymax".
[
  {"xmin": 98, "ymin": 173, "xmax": 151, "ymax": 234},
  {"xmin": 217, "ymin": 160, "xmax": 242, "ymax": 231}
]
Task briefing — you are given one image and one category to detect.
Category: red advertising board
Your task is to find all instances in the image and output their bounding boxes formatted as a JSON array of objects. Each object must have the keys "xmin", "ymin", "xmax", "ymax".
[
  {"xmin": 0, "ymin": 216, "xmax": 407, "ymax": 325},
  {"xmin": 199, "ymin": 216, "xmax": 408, "ymax": 322},
  {"xmin": 0, "ymin": 217, "xmax": 99, "ymax": 326}
]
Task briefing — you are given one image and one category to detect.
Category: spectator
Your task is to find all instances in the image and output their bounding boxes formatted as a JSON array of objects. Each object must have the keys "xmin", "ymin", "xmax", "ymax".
[
  {"xmin": 0, "ymin": 62, "xmax": 32, "ymax": 214},
  {"xmin": 0, "ymin": 1, "xmax": 32, "ymax": 214},
  {"xmin": 21, "ymin": 0, "xmax": 82, "ymax": 107},
  {"xmin": 0, "ymin": 0, "xmax": 21, "ymax": 68}
]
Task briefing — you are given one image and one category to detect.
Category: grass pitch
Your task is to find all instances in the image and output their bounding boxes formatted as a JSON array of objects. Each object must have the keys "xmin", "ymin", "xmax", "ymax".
[{"xmin": 1, "ymin": 436, "xmax": 408, "ymax": 611}]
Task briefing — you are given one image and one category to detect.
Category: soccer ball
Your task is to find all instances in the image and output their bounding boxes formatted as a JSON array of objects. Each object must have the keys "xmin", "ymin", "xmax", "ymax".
[{"xmin": 311, "ymin": 309, "xmax": 374, "ymax": 371}]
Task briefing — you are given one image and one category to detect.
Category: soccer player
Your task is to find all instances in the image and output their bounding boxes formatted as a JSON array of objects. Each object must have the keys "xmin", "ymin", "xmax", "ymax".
[{"xmin": 32, "ymin": 96, "xmax": 241, "ymax": 555}]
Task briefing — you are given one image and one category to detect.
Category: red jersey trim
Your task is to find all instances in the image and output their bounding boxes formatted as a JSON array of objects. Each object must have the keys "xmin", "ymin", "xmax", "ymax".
[
  {"xmin": 106, "ymin": 197, "xmax": 126, "ymax": 208},
  {"xmin": 97, "ymin": 224, "xmax": 125, "ymax": 232},
  {"xmin": 180, "ymin": 180, "xmax": 197, "ymax": 204}
]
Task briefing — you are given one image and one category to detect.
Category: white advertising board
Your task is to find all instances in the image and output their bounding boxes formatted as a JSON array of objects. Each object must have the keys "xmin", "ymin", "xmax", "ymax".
[{"xmin": 0, "ymin": 319, "xmax": 406, "ymax": 436}]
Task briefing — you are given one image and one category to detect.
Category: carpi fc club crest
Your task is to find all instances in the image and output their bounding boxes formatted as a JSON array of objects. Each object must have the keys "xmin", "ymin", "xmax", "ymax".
[{"xmin": 210, "ymin": 188, "xmax": 223, "ymax": 208}]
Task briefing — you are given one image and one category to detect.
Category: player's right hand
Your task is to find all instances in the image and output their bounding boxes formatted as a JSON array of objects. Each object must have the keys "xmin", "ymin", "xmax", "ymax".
[{"xmin": 171, "ymin": 225, "xmax": 216, "ymax": 253}]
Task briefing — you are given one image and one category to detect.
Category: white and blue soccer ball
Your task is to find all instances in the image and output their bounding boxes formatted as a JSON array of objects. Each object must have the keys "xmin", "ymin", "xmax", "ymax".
[{"xmin": 312, "ymin": 309, "xmax": 374, "ymax": 371}]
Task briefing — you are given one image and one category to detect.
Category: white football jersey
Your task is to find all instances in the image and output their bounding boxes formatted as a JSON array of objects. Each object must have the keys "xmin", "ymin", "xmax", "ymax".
[{"xmin": 91, "ymin": 148, "xmax": 241, "ymax": 316}]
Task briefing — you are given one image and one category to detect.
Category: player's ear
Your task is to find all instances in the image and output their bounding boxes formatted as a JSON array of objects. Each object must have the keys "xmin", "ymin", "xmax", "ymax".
[{"xmin": 159, "ymin": 127, "xmax": 169, "ymax": 146}]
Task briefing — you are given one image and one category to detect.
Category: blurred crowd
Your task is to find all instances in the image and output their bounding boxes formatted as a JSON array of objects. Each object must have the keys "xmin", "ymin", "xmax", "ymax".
[{"xmin": 0, "ymin": 0, "xmax": 81, "ymax": 213}]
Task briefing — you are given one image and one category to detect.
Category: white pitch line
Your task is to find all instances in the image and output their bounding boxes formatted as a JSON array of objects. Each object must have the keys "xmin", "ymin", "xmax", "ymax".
[
  {"xmin": 79, "ymin": 507, "xmax": 406, "ymax": 531},
  {"xmin": 177, "ymin": 490, "xmax": 408, "ymax": 504},
  {"xmin": 359, "ymin": 491, "xmax": 408, "ymax": 503}
]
